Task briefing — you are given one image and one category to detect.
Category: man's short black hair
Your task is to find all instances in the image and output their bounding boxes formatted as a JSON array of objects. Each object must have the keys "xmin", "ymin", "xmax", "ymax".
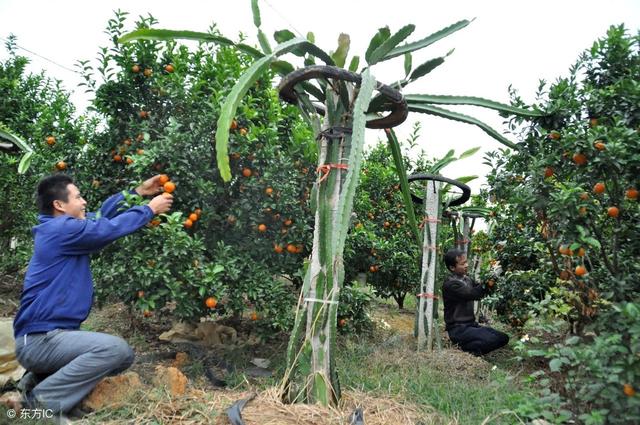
[
  {"xmin": 36, "ymin": 174, "xmax": 74, "ymax": 215},
  {"xmin": 444, "ymin": 248, "xmax": 466, "ymax": 271}
]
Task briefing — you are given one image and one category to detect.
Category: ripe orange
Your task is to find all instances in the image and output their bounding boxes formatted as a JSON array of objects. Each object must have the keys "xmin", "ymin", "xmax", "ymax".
[
  {"xmin": 46, "ymin": 136, "xmax": 56, "ymax": 146},
  {"xmin": 383, "ymin": 221, "xmax": 390, "ymax": 228},
  {"xmin": 572, "ymin": 153, "xmax": 587, "ymax": 165},
  {"xmin": 623, "ymin": 384, "xmax": 636, "ymax": 397},
  {"xmin": 575, "ymin": 265, "xmax": 587, "ymax": 276},
  {"xmin": 239, "ymin": 128, "xmax": 248, "ymax": 136},
  {"xmin": 132, "ymin": 64, "xmax": 140, "ymax": 73},
  {"xmin": 137, "ymin": 149, "xmax": 144, "ymax": 155},
  {"xmin": 544, "ymin": 167, "xmax": 554, "ymax": 178},
  {"xmin": 183, "ymin": 218, "xmax": 193, "ymax": 228},
  {"xmin": 205, "ymin": 297, "xmax": 217, "ymax": 309},
  {"xmin": 265, "ymin": 187, "xmax": 273, "ymax": 195},
  {"xmin": 286, "ymin": 243, "xmax": 297, "ymax": 254},
  {"xmin": 250, "ymin": 312, "xmax": 258, "ymax": 321},
  {"xmin": 579, "ymin": 192, "xmax": 589, "ymax": 201},
  {"xmin": 143, "ymin": 68, "xmax": 153, "ymax": 77},
  {"xmin": 295, "ymin": 244, "xmax": 303, "ymax": 254},
  {"xmin": 159, "ymin": 174, "xmax": 169, "ymax": 184},
  {"xmin": 163, "ymin": 181, "xmax": 176, "ymax": 193},
  {"xmin": 150, "ymin": 218, "xmax": 161, "ymax": 227},
  {"xmin": 137, "ymin": 290, "xmax": 145, "ymax": 298},
  {"xmin": 274, "ymin": 244, "xmax": 284, "ymax": 254},
  {"xmin": 164, "ymin": 64, "xmax": 174, "ymax": 73},
  {"xmin": 284, "ymin": 219, "xmax": 293, "ymax": 226},
  {"xmin": 593, "ymin": 140, "xmax": 606, "ymax": 151},
  {"xmin": 123, "ymin": 138, "xmax": 131, "ymax": 146},
  {"xmin": 338, "ymin": 318, "xmax": 347, "ymax": 327},
  {"xmin": 607, "ymin": 206, "xmax": 619, "ymax": 218},
  {"xmin": 369, "ymin": 265, "xmax": 378, "ymax": 273},
  {"xmin": 593, "ymin": 182, "xmax": 605, "ymax": 194},
  {"xmin": 258, "ymin": 223, "xmax": 267, "ymax": 232},
  {"xmin": 558, "ymin": 245, "xmax": 569, "ymax": 255},
  {"xmin": 230, "ymin": 120, "xmax": 238, "ymax": 130},
  {"xmin": 242, "ymin": 168, "xmax": 252, "ymax": 178},
  {"xmin": 139, "ymin": 110, "xmax": 148, "ymax": 119},
  {"xmin": 55, "ymin": 161, "xmax": 67, "ymax": 170},
  {"xmin": 626, "ymin": 188, "xmax": 638, "ymax": 200},
  {"xmin": 189, "ymin": 213, "xmax": 198, "ymax": 222},
  {"xmin": 126, "ymin": 157, "xmax": 133, "ymax": 165},
  {"xmin": 576, "ymin": 247, "xmax": 586, "ymax": 257},
  {"xmin": 194, "ymin": 208, "xmax": 202, "ymax": 216},
  {"xmin": 548, "ymin": 131, "xmax": 561, "ymax": 140}
]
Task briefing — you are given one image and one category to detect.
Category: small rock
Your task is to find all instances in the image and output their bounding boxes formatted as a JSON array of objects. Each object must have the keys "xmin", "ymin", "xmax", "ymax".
[
  {"xmin": 250, "ymin": 358, "xmax": 270, "ymax": 368},
  {"xmin": 171, "ymin": 352, "xmax": 189, "ymax": 369},
  {"xmin": 82, "ymin": 372, "xmax": 143, "ymax": 410},
  {"xmin": 153, "ymin": 366, "xmax": 188, "ymax": 396},
  {"xmin": 244, "ymin": 367, "xmax": 272, "ymax": 377}
]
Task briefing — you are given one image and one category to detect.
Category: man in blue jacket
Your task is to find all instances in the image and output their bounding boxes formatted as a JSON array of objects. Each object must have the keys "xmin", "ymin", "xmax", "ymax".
[
  {"xmin": 442, "ymin": 248, "xmax": 509, "ymax": 356},
  {"xmin": 11, "ymin": 173, "xmax": 173, "ymax": 416}
]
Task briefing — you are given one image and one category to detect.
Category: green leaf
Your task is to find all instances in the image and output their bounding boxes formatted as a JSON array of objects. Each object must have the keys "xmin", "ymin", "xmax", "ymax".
[
  {"xmin": 274, "ymin": 29, "xmax": 296, "ymax": 43},
  {"xmin": 0, "ymin": 125, "xmax": 33, "ymax": 153},
  {"xmin": 306, "ymin": 31, "xmax": 315, "ymax": 43},
  {"xmin": 386, "ymin": 129, "xmax": 422, "ymax": 246},
  {"xmin": 549, "ymin": 358, "xmax": 564, "ymax": 372},
  {"xmin": 409, "ymin": 57, "xmax": 445, "ymax": 81},
  {"xmin": 403, "ymin": 52, "xmax": 412, "ymax": 77},
  {"xmin": 348, "ymin": 56, "xmax": 360, "ymax": 72},
  {"xmin": 251, "ymin": 0, "xmax": 261, "ymax": 28},
  {"xmin": 17, "ymin": 151, "xmax": 34, "ymax": 174},
  {"xmin": 406, "ymin": 94, "xmax": 545, "ymax": 117},
  {"xmin": 118, "ymin": 28, "xmax": 263, "ymax": 58},
  {"xmin": 583, "ymin": 237, "xmax": 601, "ymax": 249},
  {"xmin": 459, "ymin": 146, "xmax": 481, "ymax": 160},
  {"xmin": 453, "ymin": 175, "xmax": 478, "ymax": 184},
  {"xmin": 368, "ymin": 24, "xmax": 415, "ymax": 65},
  {"xmin": 331, "ymin": 33, "xmax": 350, "ymax": 68},
  {"xmin": 408, "ymin": 104, "xmax": 520, "ymax": 150},
  {"xmin": 270, "ymin": 60, "xmax": 295, "ymax": 76},
  {"xmin": 258, "ymin": 29, "xmax": 272, "ymax": 53},
  {"xmin": 365, "ymin": 27, "xmax": 391, "ymax": 64},
  {"xmin": 384, "ymin": 19, "xmax": 471, "ymax": 60},
  {"xmin": 216, "ymin": 37, "xmax": 334, "ymax": 182}
]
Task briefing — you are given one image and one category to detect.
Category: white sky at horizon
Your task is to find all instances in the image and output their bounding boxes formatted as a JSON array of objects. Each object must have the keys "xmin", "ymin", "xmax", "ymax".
[{"xmin": 1, "ymin": 0, "xmax": 639, "ymax": 197}]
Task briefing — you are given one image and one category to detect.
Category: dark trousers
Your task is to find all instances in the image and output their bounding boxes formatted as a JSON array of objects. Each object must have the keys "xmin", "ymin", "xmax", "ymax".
[{"xmin": 447, "ymin": 322, "xmax": 509, "ymax": 356}]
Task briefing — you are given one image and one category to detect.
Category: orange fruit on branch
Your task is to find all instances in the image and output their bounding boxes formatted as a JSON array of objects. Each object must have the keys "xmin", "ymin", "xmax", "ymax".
[
  {"xmin": 544, "ymin": 167, "xmax": 554, "ymax": 178},
  {"xmin": 607, "ymin": 206, "xmax": 619, "ymax": 218},
  {"xmin": 257, "ymin": 223, "xmax": 267, "ymax": 232},
  {"xmin": 623, "ymin": 384, "xmax": 636, "ymax": 397},
  {"xmin": 163, "ymin": 181, "xmax": 176, "ymax": 193},
  {"xmin": 593, "ymin": 182, "xmax": 605, "ymax": 194},
  {"xmin": 164, "ymin": 64, "xmax": 174, "ymax": 73},
  {"xmin": 143, "ymin": 68, "xmax": 153, "ymax": 77},
  {"xmin": 205, "ymin": 297, "xmax": 217, "ymax": 309},
  {"xmin": 626, "ymin": 188, "xmax": 638, "ymax": 200},
  {"xmin": 230, "ymin": 120, "xmax": 238, "ymax": 130},
  {"xmin": 189, "ymin": 213, "xmax": 198, "ymax": 222},
  {"xmin": 46, "ymin": 136, "xmax": 56, "ymax": 146},
  {"xmin": 265, "ymin": 187, "xmax": 273, "ymax": 195},
  {"xmin": 242, "ymin": 168, "xmax": 252, "ymax": 178},
  {"xmin": 137, "ymin": 290, "xmax": 145, "ymax": 298},
  {"xmin": 593, "ymin": 140, "xmax": 606, "ymax": 151},
  {"xmin": 183, "ymin": 219, "xmax": 193, "ymax": 228},
  {"xmin": 250, "ymin": 312, "xmax": 258, "ymax": 321},
  {"xmin": 273, "ymin": 244, "xmax": 284, "ymax": 254},
  {"xmin": 239, "ymin": 128, "xmax": 248, "ymax": 136},
  {"xmin": 132, "ymin": 64, "xmax": 140, "ymax": 73},
  {"xmin": 575, "ymin": 265, "xmax": 587, "ymax": 277},
  {"xmin": 572, "ymin": 153, "xmax": 587, "ymax": 165},
  {"xmin": 338, "ymin": 318, "xmax": 347, "ymax": 327},
  {"xmin": 286, "ymin": 243, "xmax": 297, "ymax": 254},
  {"xmin": 55, "ymin": 161, "xmax": 67, "ymax": 170},
  {"xmin": 159, "ymin": 174, "xmax": 170, "ymax": 184},
  {"xmin": 548, "ymin": 131, "xmax": 561, "ymax": 140}
]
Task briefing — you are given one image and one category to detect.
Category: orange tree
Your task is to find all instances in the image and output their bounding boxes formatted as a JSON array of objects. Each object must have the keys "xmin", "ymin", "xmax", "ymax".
[
  {"xmin": 484, "ymin": 25, "xmax": 640, "ymax": 422},
  {"xmin": 71, "ymin": 12, "xmax": 317, "ymax": 334},
  {"xmin": 0, "ymin": 35, "xmax": 95, "ymax": 272}
]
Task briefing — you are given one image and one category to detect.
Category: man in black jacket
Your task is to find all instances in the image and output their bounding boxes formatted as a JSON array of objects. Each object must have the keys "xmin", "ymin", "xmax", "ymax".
[{"xmin": 442, "ymin": 248, "xmax": 508, "ymax": 356}]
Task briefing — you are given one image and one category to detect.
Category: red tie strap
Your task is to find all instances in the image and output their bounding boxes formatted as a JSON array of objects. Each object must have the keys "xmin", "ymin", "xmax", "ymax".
[{"xmin": 317, "ymin": 163, "xmax": 349, "ymax": 183}]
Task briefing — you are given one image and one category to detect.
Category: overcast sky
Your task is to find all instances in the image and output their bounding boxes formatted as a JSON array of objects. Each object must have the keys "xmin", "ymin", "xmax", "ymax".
[{"xmin": 1, "ymin": 0, "xmax": 639, "ymax": 194}]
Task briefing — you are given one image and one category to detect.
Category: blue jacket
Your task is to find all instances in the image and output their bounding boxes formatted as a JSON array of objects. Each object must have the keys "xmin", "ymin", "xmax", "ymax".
[{"xmin": 13, "ymin": 192, "xmax": 154, "ymax": 338}]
